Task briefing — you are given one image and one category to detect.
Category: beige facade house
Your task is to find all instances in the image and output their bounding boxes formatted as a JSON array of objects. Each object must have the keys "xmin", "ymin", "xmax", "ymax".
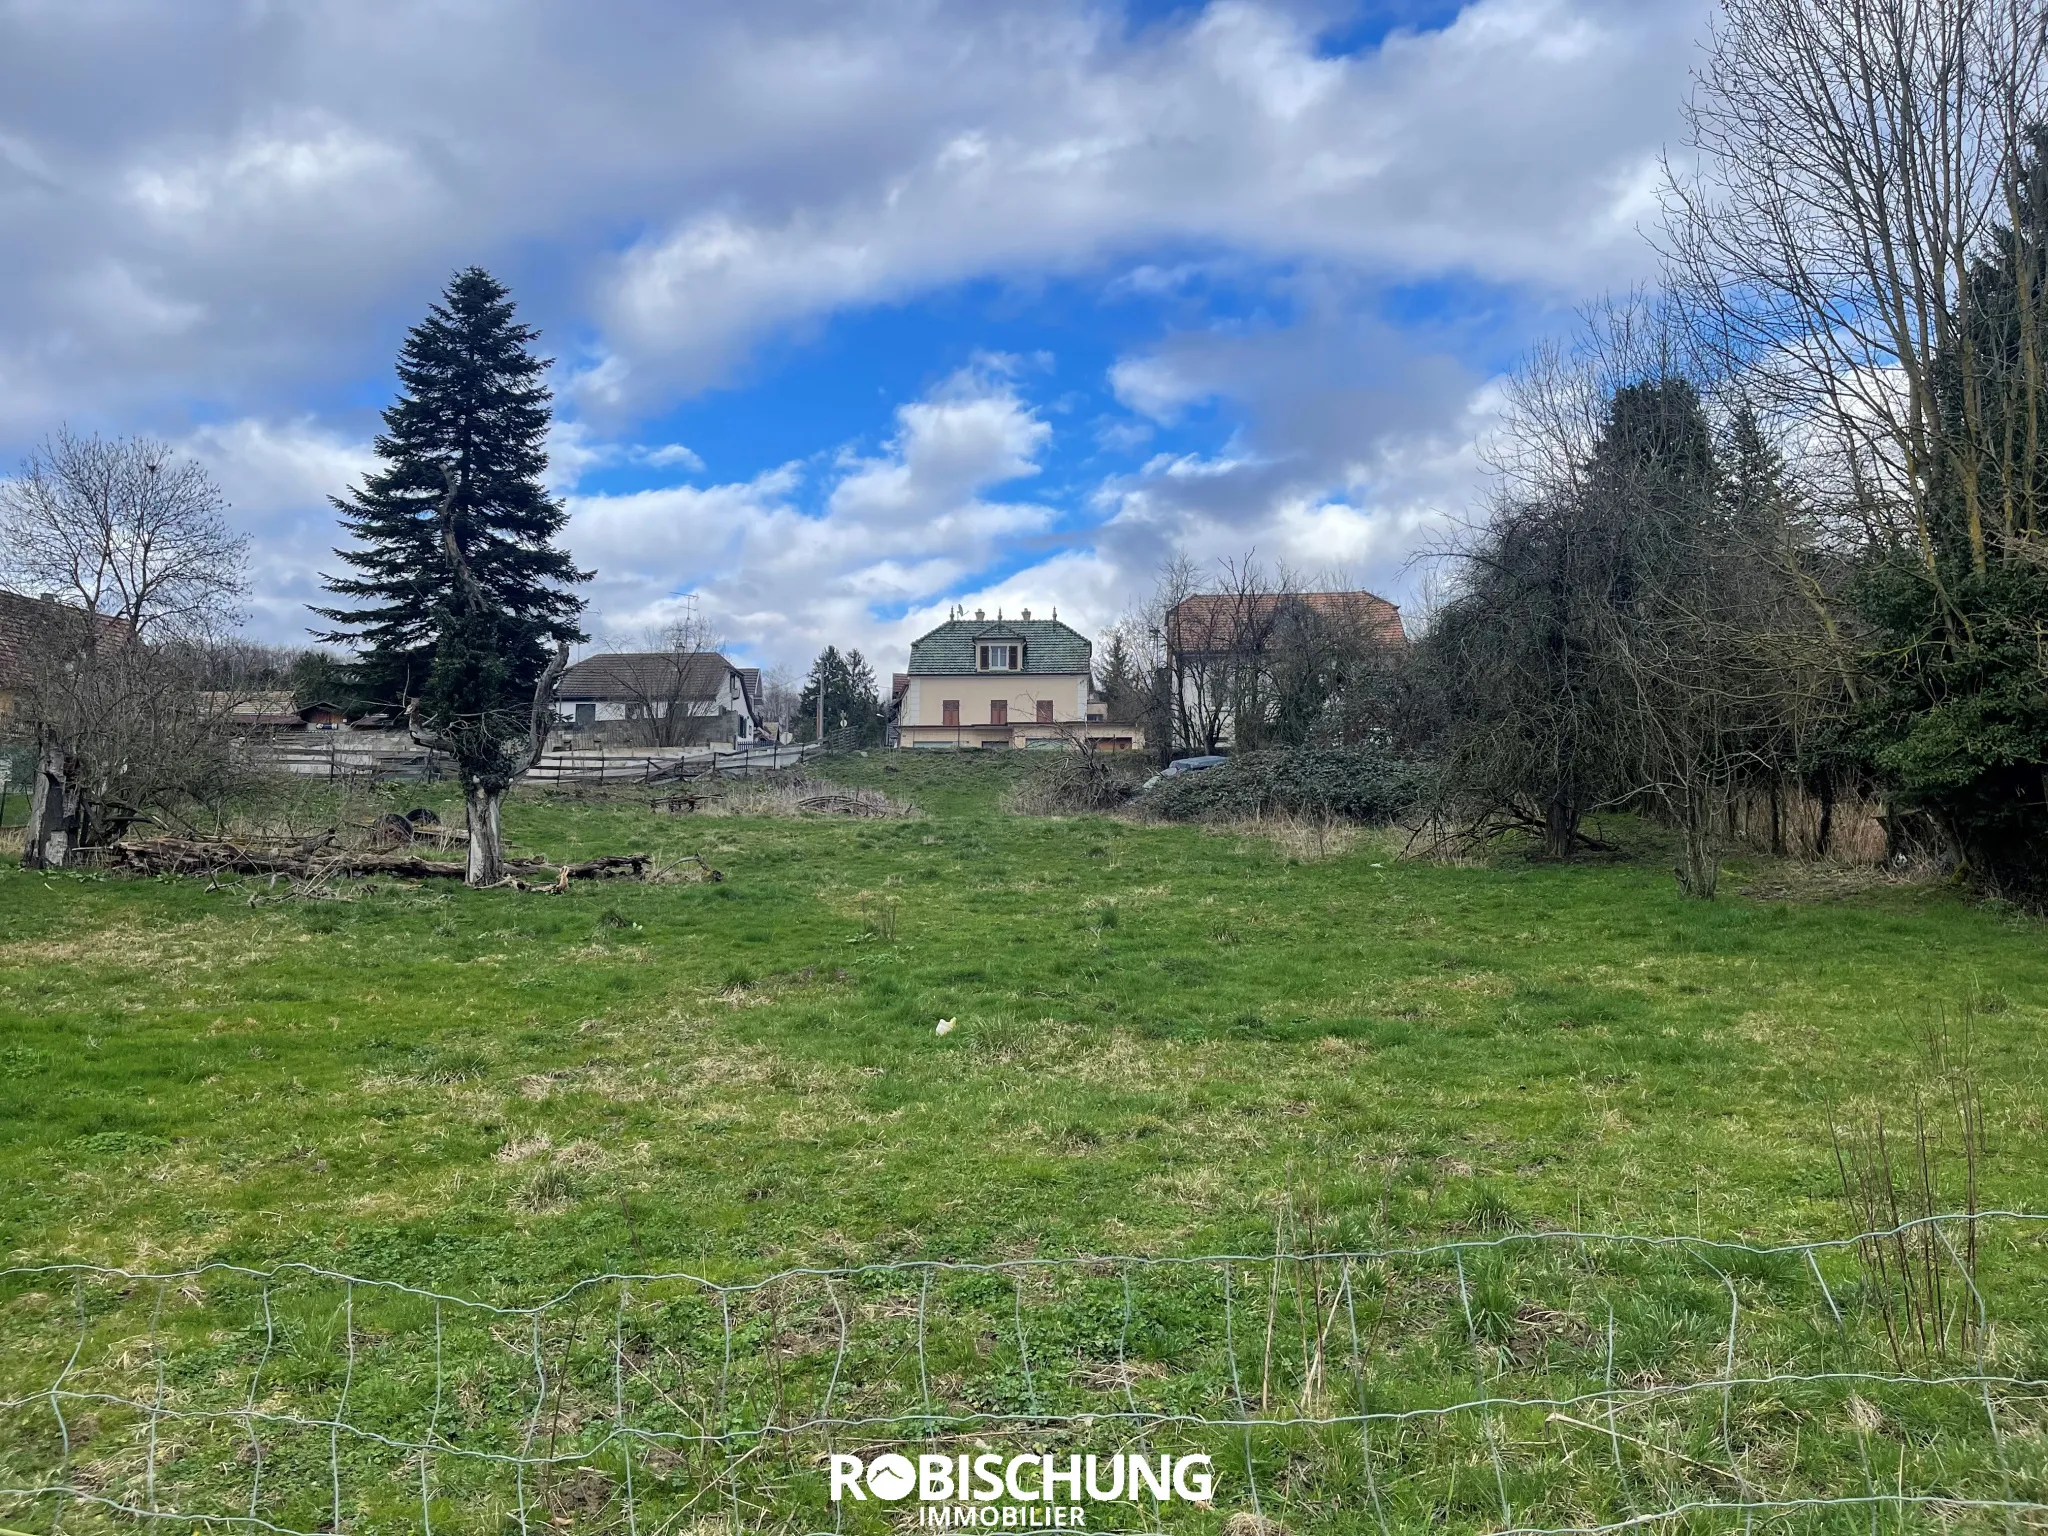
[{"xmin": 892, "ymin": 609, "xmax": 1143, "ymax": 751}]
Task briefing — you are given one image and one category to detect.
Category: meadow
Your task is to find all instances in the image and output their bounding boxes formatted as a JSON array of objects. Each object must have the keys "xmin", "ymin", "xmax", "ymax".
[{"xmin": 2, "ymin": 753, "xmax": 2045, "ymax": 1532}]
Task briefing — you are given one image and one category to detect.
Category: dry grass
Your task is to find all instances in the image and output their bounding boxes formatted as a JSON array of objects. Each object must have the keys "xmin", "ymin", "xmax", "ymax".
[
  {"xmin": 694, "ymin": 777, "xmax": 919, "ymax": 819},
  {"xmin": 1167, "ymin": 812, "xmax": 1414, "ymax": 865},
  {"xmin": 1740, "ymin": 853, "xmax": 1954, "ymax": 903},
  {"xmin": 1725, "ymin": 787, "xmax": 1895, "ymax": 864},
  {"xmin": 1211, "ymin": 814, "xmax": 1363, "ymax": 862}
]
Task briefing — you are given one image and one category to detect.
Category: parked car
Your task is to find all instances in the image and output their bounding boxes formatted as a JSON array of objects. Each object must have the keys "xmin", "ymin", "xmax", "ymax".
[{"xmin": 1140, "ymin": 755, "xmax": 1229, "ymax": 792}]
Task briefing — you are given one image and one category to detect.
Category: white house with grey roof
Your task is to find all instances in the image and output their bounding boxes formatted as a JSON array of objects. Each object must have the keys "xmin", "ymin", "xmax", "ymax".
[
  {"xmin": 891, "ymin": 609, "xmax": 1142, "ymax": 751},
  {"xmin": 552, "ymin": 651, "xmax": 763, "ymax": 747}
]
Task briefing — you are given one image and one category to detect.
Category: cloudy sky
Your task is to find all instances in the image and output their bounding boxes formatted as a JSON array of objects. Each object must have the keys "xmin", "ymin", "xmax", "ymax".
[{"xmin": 0, "ymin": 0, "xmax": 1708, "ymax": 677}]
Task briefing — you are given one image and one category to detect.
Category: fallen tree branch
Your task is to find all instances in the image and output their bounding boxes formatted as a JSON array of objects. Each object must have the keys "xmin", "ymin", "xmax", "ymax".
[
  {"xmin": 795, "ymin": 792, "xmax": 900, "ymax": 817},
  {"xmin": 101, "ymin": 837, "xmax": 652, "ymax": 886}
]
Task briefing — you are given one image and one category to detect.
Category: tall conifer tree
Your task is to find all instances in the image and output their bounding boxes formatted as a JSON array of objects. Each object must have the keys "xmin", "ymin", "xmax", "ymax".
[
  {"xmin": 315, "ymin": 268, "xmax": 586, "ymax": 704},
  {"xmin": 796, "ymin": 646, "xmax": 884, "ymax": 745},
  {"xmin": 315, "ymin": 268, "xmax": 588, "ymax": 884}
]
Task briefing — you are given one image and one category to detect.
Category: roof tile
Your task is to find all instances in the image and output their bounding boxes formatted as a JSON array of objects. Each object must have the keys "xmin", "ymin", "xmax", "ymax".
[
  {"xmin": 906, "ymin": 618, "xmax": 1093, "ymax": 676},
  {"xmin": 1166, "ymin": 591, "xmax": 1406, "ymax": 653},
  {"xmin": 558, "ymin": 651, "xmax": 740, "ymax": 701}
]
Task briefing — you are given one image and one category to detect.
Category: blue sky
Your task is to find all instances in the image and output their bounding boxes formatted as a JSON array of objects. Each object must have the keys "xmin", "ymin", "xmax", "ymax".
[{"xmin": 0, "ymin": 0, "xmax": 1706, "ymax": 680}]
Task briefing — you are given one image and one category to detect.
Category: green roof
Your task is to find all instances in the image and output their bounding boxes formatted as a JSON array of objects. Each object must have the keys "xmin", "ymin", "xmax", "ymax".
[{"xmin": 906, "ymin": 618, "xmax": 1093, "ymax": 676}]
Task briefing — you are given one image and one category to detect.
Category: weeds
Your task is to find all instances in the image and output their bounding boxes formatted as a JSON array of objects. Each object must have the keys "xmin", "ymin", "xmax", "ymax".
[
  {"xmin": 697, "ymin": 777, "xmax": 917, "ymax": 819},
  {"xmin": 1827, "ymin": 1008, "xmax": 1986, "ymax": 1364},
  {"xmin": 855, "ymin": 893, "xmax": 900, "ymax": 942}
]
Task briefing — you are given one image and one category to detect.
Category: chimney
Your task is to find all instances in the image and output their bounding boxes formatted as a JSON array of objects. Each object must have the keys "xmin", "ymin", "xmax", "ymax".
[
  {"xmin": 975, "ymin": 608, "xmax": 985, "ymax": 621},
  {"xmin": 1020, "ymin": 607, "xmax": 1032, "ymax": 621}
]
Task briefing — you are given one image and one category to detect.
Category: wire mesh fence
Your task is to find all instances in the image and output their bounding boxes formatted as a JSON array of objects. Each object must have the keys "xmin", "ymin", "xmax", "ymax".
[{"xmin": 4, "ymin": 1213, "xmax": 2047, "ymax": 1534}]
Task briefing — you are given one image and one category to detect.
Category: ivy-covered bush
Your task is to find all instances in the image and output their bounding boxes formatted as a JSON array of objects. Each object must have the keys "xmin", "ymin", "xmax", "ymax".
[{"xmin": 1141, "ymin": 747, "xmax": 1432, "ymax": 824}]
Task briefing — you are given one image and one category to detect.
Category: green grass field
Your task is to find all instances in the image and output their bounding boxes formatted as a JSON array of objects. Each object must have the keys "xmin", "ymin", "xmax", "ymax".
[{"xmin": 3, "ymin": 753, "xmax": 2045, "ymax": 1532}]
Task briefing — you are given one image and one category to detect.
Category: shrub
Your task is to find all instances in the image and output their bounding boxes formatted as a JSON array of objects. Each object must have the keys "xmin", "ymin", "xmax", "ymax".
[
  {"xmin": 1140, "ymin": 747, "xmax": 1431, "ymax": 824},
  {"xmin": 1007, "ymin": 750, "xmax": 1147, "ymax": 814}
]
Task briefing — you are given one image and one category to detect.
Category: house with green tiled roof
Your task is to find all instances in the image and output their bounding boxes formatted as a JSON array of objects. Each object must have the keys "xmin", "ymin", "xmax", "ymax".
[{"xmin": 892, "ymin": 607, "xmax": 1144, "ymax": 751}]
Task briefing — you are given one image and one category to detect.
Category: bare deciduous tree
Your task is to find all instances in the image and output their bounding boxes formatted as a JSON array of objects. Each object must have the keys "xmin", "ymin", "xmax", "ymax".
[
  {"xmin": 1665, "ymin": 0, "xmax": 2048, "ymax": 894},
  {"xmin": 1, "ymin": 430, "xmax": 248, "ymax": 639},
  {"xmin": 1154, "ymin": 554, "xmax": 1298, "ymax": 754},
  {"xmin": 603, "ymin": 605, "xmax": 733, "ymax": 748},
  {"xmin": 1665, "ymin": 0, "xmax": 2048, "ymax": 577},
  {"xmin": 2, "ymin": 432, "xmax": 251, "ymax": 868},
  {"xmin": 757, "ymin": 667, "xmax": 800, "ymax": 740},
  {"xmin": 1415, "ymin": 295, "xmax": 1848, "ymax": 892},
  {"xmin": 1148, "ymin": 553, "xmax": 1405, "ymax": 757}
]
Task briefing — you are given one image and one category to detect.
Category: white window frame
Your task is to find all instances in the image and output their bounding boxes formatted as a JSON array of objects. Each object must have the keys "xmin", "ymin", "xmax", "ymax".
[{"xmin": 978, "ymin": 643, "xmax": 1021, "ymax": 672}]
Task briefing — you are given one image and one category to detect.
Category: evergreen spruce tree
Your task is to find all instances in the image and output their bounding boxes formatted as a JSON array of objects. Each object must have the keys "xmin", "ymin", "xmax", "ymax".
[
  {"xmin": 1096, "ymin": 629, "xmax": 1145, "ymax": 725},
  {"xmin": 796, "ymin": 646, "xmax": 885, "ymax": 745},
  {"xmin": 314, "ymin": 268, "xmax": 588, "ymax": 884},
  {"xmin": 315, "ymin": 267, "xmax": 586, "ymax": 706}
]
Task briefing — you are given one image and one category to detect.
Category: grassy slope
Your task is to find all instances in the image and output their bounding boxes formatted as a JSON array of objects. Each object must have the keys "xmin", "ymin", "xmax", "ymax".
[{"xmin": 1, "ymin": 752, "xmax": 2042, "ymax": 1288}]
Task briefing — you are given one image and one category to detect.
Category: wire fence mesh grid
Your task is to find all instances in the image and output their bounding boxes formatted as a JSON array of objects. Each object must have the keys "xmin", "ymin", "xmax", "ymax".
[{"xmin": 4, "ymin": 1212, "xmax": 2048, "ymax": 1534}]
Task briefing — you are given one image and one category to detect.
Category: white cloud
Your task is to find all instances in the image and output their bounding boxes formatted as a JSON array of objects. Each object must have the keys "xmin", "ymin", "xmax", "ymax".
[
  {"xmin": 585, "ymin": 0, "xmax": 1700, "ymax": 402},
  {"xmin": 0, "ymin": 0, "xmax": 1711, "ymax": 673},
  {"xmin": 640, "ymin": 443, "xmax": 705, "ymax": 471},
  {"xmin": 128, "ymin": 120, "xmax": 423, "ymax": 229},
  {"xmin": 183, "ymin": 416, "xmax": 374, "ymax": 510},
  {"xmin": 544, "ymin": 422, "xmax": 706, "ymax": 492},
  {"xmin": 0, "ymin": 0, "xmax": 1701, "ymax": 433},
  {"xmin": 566, "ymin": 368, "xmax": 1059, "ymax": 668},
  {"xmin": 1087, "ymin": 333, "xmax": 1506, "ymax": 614},
  {"xmin": 174, "ymin": 417, "xmax": 376, "ymax": 640}
]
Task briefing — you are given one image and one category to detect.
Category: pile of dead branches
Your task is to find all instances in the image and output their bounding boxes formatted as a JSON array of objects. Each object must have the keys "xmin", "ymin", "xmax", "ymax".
[
  {"xmin": 99, "ymin": 836, "xmax": 654, "ymax": 888},
  {"xmin": 794, "ymin": 791, "xmax": 900, "ymax": 817},
  {"xmin": 658, "ymin": 777, "xmax": 916, "ymax": 819}
]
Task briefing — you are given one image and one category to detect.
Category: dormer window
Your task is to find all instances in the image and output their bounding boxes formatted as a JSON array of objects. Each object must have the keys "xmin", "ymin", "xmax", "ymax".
[{"xmin": 978, "ymin": 643, "xmax": 1021, "ymax": 671}]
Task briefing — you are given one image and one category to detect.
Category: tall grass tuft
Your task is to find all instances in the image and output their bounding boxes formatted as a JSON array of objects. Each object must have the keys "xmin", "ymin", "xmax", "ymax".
[{"xmin": 1827, "ymin": 1006, "xmax": 1985, "ymax": 1365}]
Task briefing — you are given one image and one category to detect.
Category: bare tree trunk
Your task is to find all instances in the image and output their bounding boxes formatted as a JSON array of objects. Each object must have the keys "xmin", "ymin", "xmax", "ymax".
[
  {"xmin": 405, "ymin": 472, "xmax": 570, "ymax": 892},
  {"xmin": 1543, "ymin": 793, "xmax": 1579, "ymax": 859},
  {"xmin": 1768, "ymin": 775, "xmax": 1785, "ymax": 857},
  {"xmin": 22, "ymin": 736, "xmax": 82, "ymax": 870},
  {"xmin": 1817, "ymin": 773, "xmax": 1836, "ymax": 857},
  {"xmin": 465, "ymin": 784, "xmax": 507, "ymax": 886},
  {"xmin": 1674, "ymin": 791, "xmax": 1721, "ymax": 899}
]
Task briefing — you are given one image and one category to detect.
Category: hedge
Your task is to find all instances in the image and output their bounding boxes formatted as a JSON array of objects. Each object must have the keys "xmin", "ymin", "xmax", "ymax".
[{"xmin": 1141, "ymin": 747, "xmax": 1432, "ymax": 823}]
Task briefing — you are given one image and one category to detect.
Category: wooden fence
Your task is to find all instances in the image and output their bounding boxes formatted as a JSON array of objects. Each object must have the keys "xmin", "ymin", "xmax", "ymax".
[
  {"xmin": 523, "ymin": 743, "xmax": 817, "ymax": 783},
  {"xmin": 243, "ymin": 738, "xmax": 816, "ymax": 785}
]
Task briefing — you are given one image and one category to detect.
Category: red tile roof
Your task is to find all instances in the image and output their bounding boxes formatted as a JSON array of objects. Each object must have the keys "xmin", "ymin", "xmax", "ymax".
[
  {"xmin": 1165, "ymin": 591, "xmax": 1406, "ymax": 655},
  {"xmin": 0, "ymin": 590, "xmax": 128, "ymax": 692}
]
